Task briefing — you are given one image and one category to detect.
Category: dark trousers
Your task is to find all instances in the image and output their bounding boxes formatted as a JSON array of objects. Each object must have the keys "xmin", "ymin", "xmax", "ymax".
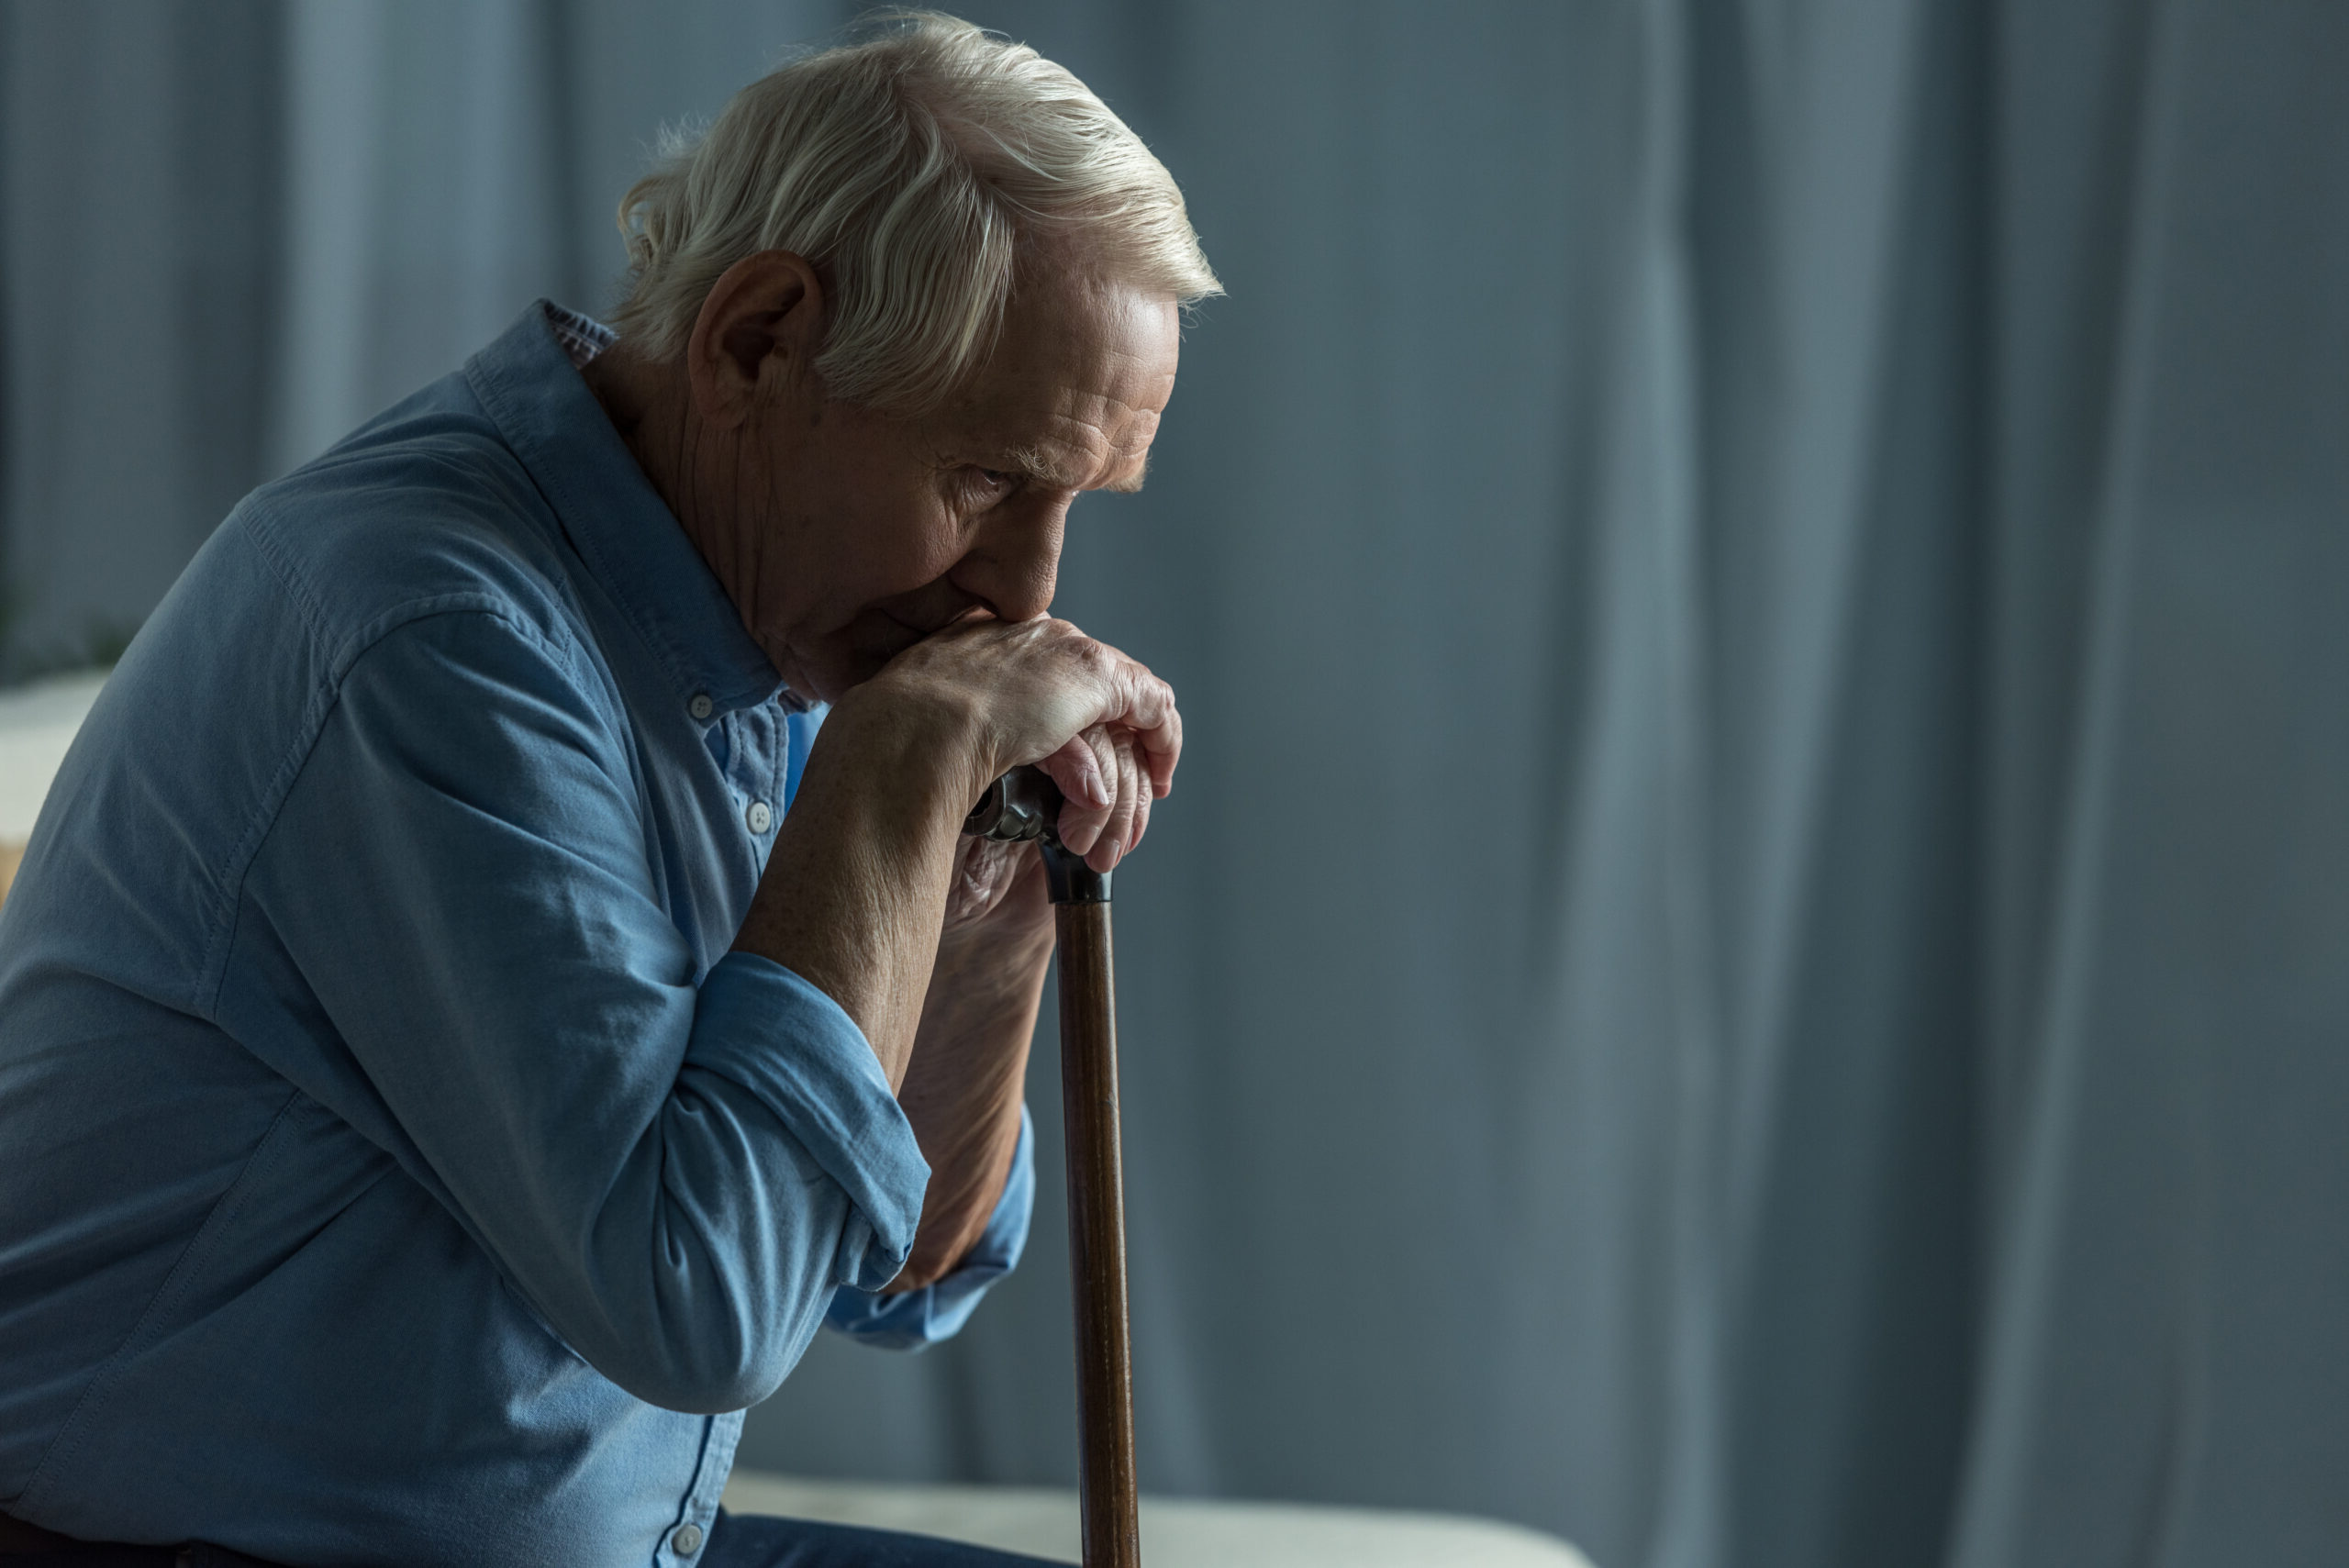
[
  {"xmin": 707, "ymin": 1509, "xmax": 1059, "ymax": 1565},
  {"xmin": 0, "ymin": 1543, "xmax": 273, "ymax": 1568},
  {"xmin": 0, "ymin": 1509, "xmax": 1057, "ymax": 1567}
]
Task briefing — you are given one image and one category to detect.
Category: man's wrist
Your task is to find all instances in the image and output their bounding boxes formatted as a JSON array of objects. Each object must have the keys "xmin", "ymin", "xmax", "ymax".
[{"xmin": 829, "ymin": 672, "xmax": 1000, "ymax": 831}]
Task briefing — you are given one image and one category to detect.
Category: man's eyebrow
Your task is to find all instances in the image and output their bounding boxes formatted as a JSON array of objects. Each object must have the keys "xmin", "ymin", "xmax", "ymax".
[
  {"xmin": 996, "ymin": 444, "xmax": 1088, "ymax": 490},
  {"xmin": 995, "ymin": 442, "xmax": 1146, "ymax": 494}
]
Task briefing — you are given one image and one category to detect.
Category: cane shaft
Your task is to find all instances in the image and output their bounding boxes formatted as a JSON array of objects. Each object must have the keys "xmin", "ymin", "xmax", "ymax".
[{"xmin": 1056, "ymin": 901, "xmax": 1140, "ymax": 1568}]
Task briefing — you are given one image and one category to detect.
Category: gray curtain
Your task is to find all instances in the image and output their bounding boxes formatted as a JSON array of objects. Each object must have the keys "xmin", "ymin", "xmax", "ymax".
[{"xmin": 6, "ymin": 3, "xmax": 2348, "ymax": 1565}]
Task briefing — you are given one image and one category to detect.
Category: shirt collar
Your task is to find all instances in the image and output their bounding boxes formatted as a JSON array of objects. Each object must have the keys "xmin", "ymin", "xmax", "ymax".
[{"xmin": 462, "ymin": 300, "xmax": 803, "ymax": 719}]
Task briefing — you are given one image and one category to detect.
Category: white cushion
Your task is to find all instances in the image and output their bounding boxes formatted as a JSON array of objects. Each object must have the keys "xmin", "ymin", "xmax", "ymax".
[
  {"xmin": 0, "ymin": 669, "xmax": 105, "ymax": 842},
  {"xmin": 721, "ymin": 1471, "xmax": 1595, "ymax": 1568}
]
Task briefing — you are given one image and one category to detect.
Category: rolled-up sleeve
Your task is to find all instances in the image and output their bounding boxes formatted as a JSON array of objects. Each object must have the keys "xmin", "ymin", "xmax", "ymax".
[
  {"xmin": 233, "ymin": 606, "xmax": 927, "ymax": 1414},
  {"xmin": 824, "ymin": 1104, "xmax": 1034, "ymax": 1351}
]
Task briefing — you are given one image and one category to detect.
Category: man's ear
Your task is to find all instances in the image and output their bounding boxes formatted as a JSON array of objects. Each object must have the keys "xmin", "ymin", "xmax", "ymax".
[{"xmin": 684, "ymin": 250, "xmax": 825, "ymax": 429}]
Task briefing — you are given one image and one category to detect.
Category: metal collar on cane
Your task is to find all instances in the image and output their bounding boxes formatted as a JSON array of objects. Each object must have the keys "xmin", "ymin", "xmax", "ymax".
[{"xmin": 963, "ymin": 766, "xmax": 1112, "ymax": 904}]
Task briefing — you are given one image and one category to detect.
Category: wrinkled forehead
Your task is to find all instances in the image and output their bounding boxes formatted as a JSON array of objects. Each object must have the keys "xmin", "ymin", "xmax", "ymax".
[{"xmin": 944, "ymin": 273, "xmax": 1182, "ymax": 491}]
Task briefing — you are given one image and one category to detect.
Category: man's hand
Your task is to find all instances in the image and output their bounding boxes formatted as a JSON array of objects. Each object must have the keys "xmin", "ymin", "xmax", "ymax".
[
  {"xmin": 877, "ymin": 616, "xmax": 1176, "ymax": 875},
  {"xmin": 941, "ymin": 832, "xmax": 1043, "ymax": 931},
  {"xmin": 732, "ymin": 612, "xmax": 1175, "ymax": 1087}
]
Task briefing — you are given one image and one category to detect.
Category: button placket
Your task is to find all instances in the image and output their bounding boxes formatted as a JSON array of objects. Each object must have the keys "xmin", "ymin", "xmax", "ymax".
[{"xmin": 666, "ymin": 1411, "xmax": 739, "ymax": 1566}]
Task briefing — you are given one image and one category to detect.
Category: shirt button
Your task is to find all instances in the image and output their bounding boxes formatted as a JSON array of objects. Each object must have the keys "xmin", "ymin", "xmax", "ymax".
[
  {"xmin": 671, "ymin": 1523, "xmax": 704, "ymax": 1555},
  {"xmin": 746, "ymin": 800, "xmax": 774, "ymax": 834},
  {"xmin": 687, "ymin": 694, "xmax": 714, "ymax": 721}
]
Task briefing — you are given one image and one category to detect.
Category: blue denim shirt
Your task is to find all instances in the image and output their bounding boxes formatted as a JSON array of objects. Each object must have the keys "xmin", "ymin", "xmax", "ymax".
[{"xmin": 0, "ymin": 305, "xmax": 1033, "ymax": 1566}]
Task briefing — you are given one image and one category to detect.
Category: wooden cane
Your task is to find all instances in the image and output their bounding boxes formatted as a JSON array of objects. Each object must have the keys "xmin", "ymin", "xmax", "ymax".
[{"xmin": 966, "ymin": 770, "xmax": 1141, "ymax": 1567}]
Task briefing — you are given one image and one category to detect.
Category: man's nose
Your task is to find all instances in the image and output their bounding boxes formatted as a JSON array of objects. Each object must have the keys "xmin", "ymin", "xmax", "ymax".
[{"xmin": 957, "ymin": 493, "xmax": 1066, "ymax": 621}]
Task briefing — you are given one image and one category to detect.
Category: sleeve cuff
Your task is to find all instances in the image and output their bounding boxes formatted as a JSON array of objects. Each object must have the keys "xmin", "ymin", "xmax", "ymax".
[
  {"xmin": 823, "ymin": 1103, "xmax": 1035, "ymax": 1351},
  {"xmin": 689, "ymin": 951, "xmax": 930, "ymax": 1292}
]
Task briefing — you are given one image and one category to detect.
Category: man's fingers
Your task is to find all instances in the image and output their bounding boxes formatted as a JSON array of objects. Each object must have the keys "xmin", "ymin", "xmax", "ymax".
[
  {"xmin": 1041, "ymin": 724, "xmax": 1157, "ymax": 868},
  {"xmin": 1055, "ymin": 727, "xmax": 1119, "ymax": 857},
  {"xmin": 1068, "ymin": 643, "xmax": 1177, "ymax": 791},
  {"xmin": 941, "ymin": 834, "xmax": 1029, "ymax": 930},
  {"xmin": 1095, "ymin": 731, "xmax": 1143, "ymax": 873},
  {"xmin": 1127, "ymin": 735, "xmax": 1152, "ymax": 854},
  {"xmin": 1040, "ymin": 735, "xmax": 1111, "ymax": 813},
  {"xmin": 1111, "ymin": 664, "xmax": 1181, "ymax": 796},
  {"xmin": 1126, "ymin": 682, "xmax": 1179, "ymax": 798},
  {"xmin": 1040, "ymin": 740, "xmax": 1108, "ymax": 855}
]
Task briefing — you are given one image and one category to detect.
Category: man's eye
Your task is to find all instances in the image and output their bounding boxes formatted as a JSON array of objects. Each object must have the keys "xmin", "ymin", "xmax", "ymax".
[{"xmin": 964, "ymin": 467, "xmax": 1022, "ymax": 506}]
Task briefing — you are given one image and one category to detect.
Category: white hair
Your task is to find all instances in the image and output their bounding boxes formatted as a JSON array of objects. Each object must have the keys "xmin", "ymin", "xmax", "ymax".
[{"xmin": 610, "ymin": 11, "xmax": 1221, "ymax": 412}]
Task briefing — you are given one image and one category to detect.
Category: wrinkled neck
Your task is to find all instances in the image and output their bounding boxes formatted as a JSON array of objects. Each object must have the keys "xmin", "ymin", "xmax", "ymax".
[{"xmin": 580, "ymin": 348, "xmax": 796, "ymax": 681}]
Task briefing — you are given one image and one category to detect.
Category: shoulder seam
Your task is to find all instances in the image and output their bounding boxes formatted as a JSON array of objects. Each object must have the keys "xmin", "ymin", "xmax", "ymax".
[{"xmin": 237, "ymin": 496, "xmax": 336, "ymax": 659}]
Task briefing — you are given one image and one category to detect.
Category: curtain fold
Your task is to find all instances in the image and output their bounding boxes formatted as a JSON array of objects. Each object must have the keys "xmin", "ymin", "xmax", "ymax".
[{"xmin": 5, "ymin": 2, "xmax": 2347, "ymax": 1564}]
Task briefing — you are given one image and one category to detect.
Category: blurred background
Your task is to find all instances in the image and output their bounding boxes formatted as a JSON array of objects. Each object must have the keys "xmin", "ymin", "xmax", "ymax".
[{"xmin": 6, "ymin": 1, "xmax": 2349, "ymax": 1565}]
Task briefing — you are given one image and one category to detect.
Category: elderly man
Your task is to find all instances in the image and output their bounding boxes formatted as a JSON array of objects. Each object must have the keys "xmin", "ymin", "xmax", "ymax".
[{"xmin": 0, "ymin": 16, "xmax": 1217, "ymax": 1568}]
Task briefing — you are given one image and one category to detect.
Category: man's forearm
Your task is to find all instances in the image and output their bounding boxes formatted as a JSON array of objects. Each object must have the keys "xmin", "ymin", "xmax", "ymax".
[
  {"xmin": 887, "ymin": 910, "xmax": 1053, "ymax": 1290},
  {"xmin": 732, "ymin": 685, "xmax": 985, "ymax": 1090},
  {"xmin": 732, "ymin": 681, "xmax": 1047, "ymax": 1292}
]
